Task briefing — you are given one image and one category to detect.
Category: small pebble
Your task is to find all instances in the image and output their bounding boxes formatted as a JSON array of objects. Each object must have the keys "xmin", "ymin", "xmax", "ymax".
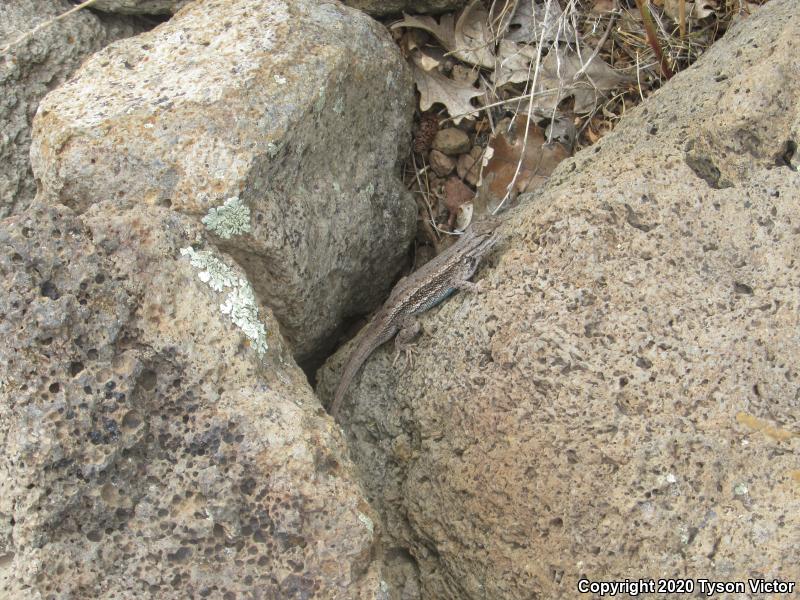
[
  {"xmin": 457, "ymin": 146, "xmax": 483, "ymax": 186},
  {"xmin": 433, "ymin": 128, "xmax": 471, "ymax": 155},
  {"xmin": 429, "ymin": 149, "xmax": 456, "ymax": 177}
]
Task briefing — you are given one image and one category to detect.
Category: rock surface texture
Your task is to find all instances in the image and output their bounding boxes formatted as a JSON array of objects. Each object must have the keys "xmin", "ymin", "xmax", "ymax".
[
  {"xmin": 342, "ymin": 0, "xmax": 467, "ymax": 16},
  {"xmin": 31, "ymin": 0, "xmax": 416, "ymax": 362},
  {"xmin": 318, "ymin": 0, "xmax": 800, "ymax": 597},
  {"xmin": 90, "ymin": 0, "xmax": 190, "ymax": 14},
  {"xmin": 0, "ymin": 0, "xmax": 143, "ymax": 218},
  {"xmin": 0, "ymin": 201, "xmax": 382, "ymax": 599}
]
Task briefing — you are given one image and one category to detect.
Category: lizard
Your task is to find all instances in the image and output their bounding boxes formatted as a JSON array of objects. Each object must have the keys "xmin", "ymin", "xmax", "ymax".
[{"xmin": 329, "ymin": 217, "xmax": 499, "ymax": 420}]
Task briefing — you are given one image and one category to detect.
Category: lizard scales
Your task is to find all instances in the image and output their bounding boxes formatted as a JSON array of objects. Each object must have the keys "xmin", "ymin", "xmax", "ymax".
[{"xmin": 330, "ymin": 219, "xmax": 498, "ymax": 419}]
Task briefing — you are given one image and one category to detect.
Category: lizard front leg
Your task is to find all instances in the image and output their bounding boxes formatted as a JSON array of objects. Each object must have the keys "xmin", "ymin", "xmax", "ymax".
[{"xmin": 454, "ymin": 278, "xmax": 488, "ymax": 293}]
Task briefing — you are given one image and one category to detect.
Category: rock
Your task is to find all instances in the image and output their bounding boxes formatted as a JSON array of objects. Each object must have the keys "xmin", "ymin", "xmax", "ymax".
[
  {"xmin": 0, "ymin": 0, "xmax": 144, "ymax": 218},
  {"xmin": 342, "ymin": 0, "xmax": 467, "ymax": 17},
  {"xmin": 429, "ymin": 149, "xmax": 455, "ymax": 177},
  {"xmin": 442, "ymin": 176, "xmax": 472, "ymax": 215},
  {"xmin": 456, "ymin": 146, "xmax": 483, "ymax": 186},
  {"xmin": 432, "ymin": 127, "xmax": 471, "ymax": 155},
  {"xmin": 30, "ymin": 0, "xmax": 416, "ymax": 362},
  {"xmin": 90, "ymin": 0, "xmax": 190, "ymax": 14},
  {"xmin": 0, "ymin": 201, "xmax": 383, "ymax": 598},
  {"xmin": 318, "ymin": 0, "xmax": 800, "ymax": 597}
]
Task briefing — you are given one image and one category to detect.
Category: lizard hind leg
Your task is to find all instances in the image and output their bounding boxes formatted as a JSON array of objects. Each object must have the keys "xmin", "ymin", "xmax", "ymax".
[{"xmin": 392, "ymin": 316, "xmax": 422, "ymax": 369}]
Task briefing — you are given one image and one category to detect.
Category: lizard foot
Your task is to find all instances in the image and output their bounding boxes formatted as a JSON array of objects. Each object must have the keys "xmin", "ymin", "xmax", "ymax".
[
  {"xmin": 455, "ymin": 279, "xmax": 487, "ymax": 294},
  {"xmin": 393, "ymin": 316, "xmax": 421, "ymax": 369}
]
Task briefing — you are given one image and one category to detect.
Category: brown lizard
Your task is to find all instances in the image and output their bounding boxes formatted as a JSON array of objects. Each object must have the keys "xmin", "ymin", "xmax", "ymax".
[{"xmin": 330, "ymin": 218, "xmax": 499, "ymax": 419}]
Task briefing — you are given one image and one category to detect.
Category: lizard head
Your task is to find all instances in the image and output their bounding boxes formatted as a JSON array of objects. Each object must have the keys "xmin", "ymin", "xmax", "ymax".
[{"xmin": 457, "ymin": 218, "xmax": 499, "ymax": 276}]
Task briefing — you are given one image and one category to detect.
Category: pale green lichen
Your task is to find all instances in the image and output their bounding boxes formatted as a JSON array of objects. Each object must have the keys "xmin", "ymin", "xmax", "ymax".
[
  {"xmin": 180, "ymin": 247, "xmax": 237, "ymax": 291},
  {"xmin": 180, "ymin": 247, "xmax": 268, "ymax": 356},
  {"xmin": 202, "ymin": 196, "xmax": 251, "ymax": 240},
  {"xmin": 220, "ymin": 282, "xmax": 268, "ymax": 355}
]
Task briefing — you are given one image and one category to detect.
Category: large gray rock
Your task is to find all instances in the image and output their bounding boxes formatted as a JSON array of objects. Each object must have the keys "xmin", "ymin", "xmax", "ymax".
[
  {"xmin": 342, "ymin": 0, "xmax": 468, "ymax": 16},
  {"xmin": 89, "ymin": 0, "xmax": 468, "ymax": 17},
  {"xmin": 0, "ymin": 201, "xmax": 383, "ymax": 599},
  {"xmin": 318, "ymin": 0, "xmax": 800, "ymax": 597},
  {"xmin": 0, "ymin": 0, "xmax": 144, "ymax": 218},
  {"xmin": 90, "ymin": 0, "xmax": 190, "ymax": 14},
  {"xmin": 31, "ymin": 0, "xmax": 416, "ymax": 362}
]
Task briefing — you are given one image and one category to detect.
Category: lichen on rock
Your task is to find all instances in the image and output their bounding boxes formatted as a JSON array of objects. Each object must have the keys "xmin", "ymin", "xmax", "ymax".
[
  {"xmin": 201, "ymin": 196, "xmax": 251, "ymax": 239},
  {"xmin": 0, "ymin": 203, "xmax": 380, "ymax": 597},
  {"xmin": 30, "ymin": 0, "xmax": 417, "ymax": 362},
  {"xmin": 180, "ymin": 246, "xmax": 267, "ymax": 355}
]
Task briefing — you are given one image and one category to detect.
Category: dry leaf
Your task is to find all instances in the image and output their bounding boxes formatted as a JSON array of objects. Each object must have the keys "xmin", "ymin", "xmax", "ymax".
[
  {"xmin": 411, "ymin": 52, "xmax": 483, "ymax": 123},
  {"xmin": 478, "ymin": 116, "xmax": 571, "ymax": 208},
  {"xmin": 497, "ymin": 0, "xmax": 576, "ymax": 44},
  {"xmin": 392, "ymin": 0, "xmax": 496, "ymax": 68},
  {"xmin": 454, "ymin": 1, "xmax": 496, "ymax": 68},
  {"xmin": 493, "ymin": 39, "xmax": 539, "ymax": 85},
  {"xmin": 393, "ymin": 13, "xmax": 457, "ymax": 55},
  {"xmin": 451, "ymin": 63, "xmax": 480, "ymax": 86},
  {"xmin": 533, "ymin": 47, "xmax": 631, "ymax": 113},
  {"xmin": 443, "ymin": 177, "xmax": 474, "ymax": 212},
  {"xmin": 416, "ymin": 51, "xmax": 442, "ymax": 71},
  {"xmin": 543, "ymin": 114, "xmax": 577, "ymax": 150},
  {"xmin": 488, "ymin": 0, "xmax": 518, "ymax": 36}
]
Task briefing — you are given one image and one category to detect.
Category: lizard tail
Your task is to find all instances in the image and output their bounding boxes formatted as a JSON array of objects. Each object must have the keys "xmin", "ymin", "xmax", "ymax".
[
  {"xmin": 330, "ymin": 351, "xmax": 367, "ymax": 419},
  {"xmin": 329, "ymin": 330, "xmax": 388, "ymax": 420}
]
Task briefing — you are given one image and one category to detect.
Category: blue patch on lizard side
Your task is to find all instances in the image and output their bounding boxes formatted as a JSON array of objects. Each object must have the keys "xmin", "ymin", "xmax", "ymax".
[{"xmin": 413, "ymin": 287, "xmax": 455, "ymax": 314}]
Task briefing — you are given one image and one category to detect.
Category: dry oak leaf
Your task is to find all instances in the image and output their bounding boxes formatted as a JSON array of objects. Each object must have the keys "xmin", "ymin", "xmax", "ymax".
[
  {"xmin": 411, "ymin": 52, "xmax": 484, "ymax": 123},
  {"xmin": 493, "ymin": 39, "xmax": 539, "ymax": 86},
  {"xmin": 392, "ymin": 0, "xmax": 496, "ymax": 68},
  {"xmin": 479, "ymin": 116, "xmax": 571, "ymax": 207},
  {"xmin": 533, "ymin": 47, "xmax": 631, "ymax": 113},
  {"xmin": 492, "ymin": 0, "xmax": 576, "ymax": 44}
]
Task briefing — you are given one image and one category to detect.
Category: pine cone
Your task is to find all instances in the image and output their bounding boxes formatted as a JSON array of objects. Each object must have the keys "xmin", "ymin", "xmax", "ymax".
[{"xmin": 414, "ymin": 113, "xmax": 439, "ymax": 155}]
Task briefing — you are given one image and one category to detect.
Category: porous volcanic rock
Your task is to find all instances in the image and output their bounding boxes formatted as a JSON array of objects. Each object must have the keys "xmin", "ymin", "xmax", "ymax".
[
  {"xmin": 0, "ymin": 201, "xmax": 382, "ymax": 599},
  {"xmin": 89, "ymin": 0, "xmax": 466, "ymax": 17},
  {"xmin": 0, "ymin": 0, "xmax": 144, "ymax": 218},
  {"xmin": 318, "ymin": 0, "xmax": 800, "ymax": 597},
  {"xmin": 31, "ymin": 0, "xmax": 416, "ymax": 362},
  {"xmin": 342, "ymin": 0, "xmax": 467, "ymax": 16},
  {"xmin": 90, "ymin": 0, "xmax": 190, "ymax": 14}
]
